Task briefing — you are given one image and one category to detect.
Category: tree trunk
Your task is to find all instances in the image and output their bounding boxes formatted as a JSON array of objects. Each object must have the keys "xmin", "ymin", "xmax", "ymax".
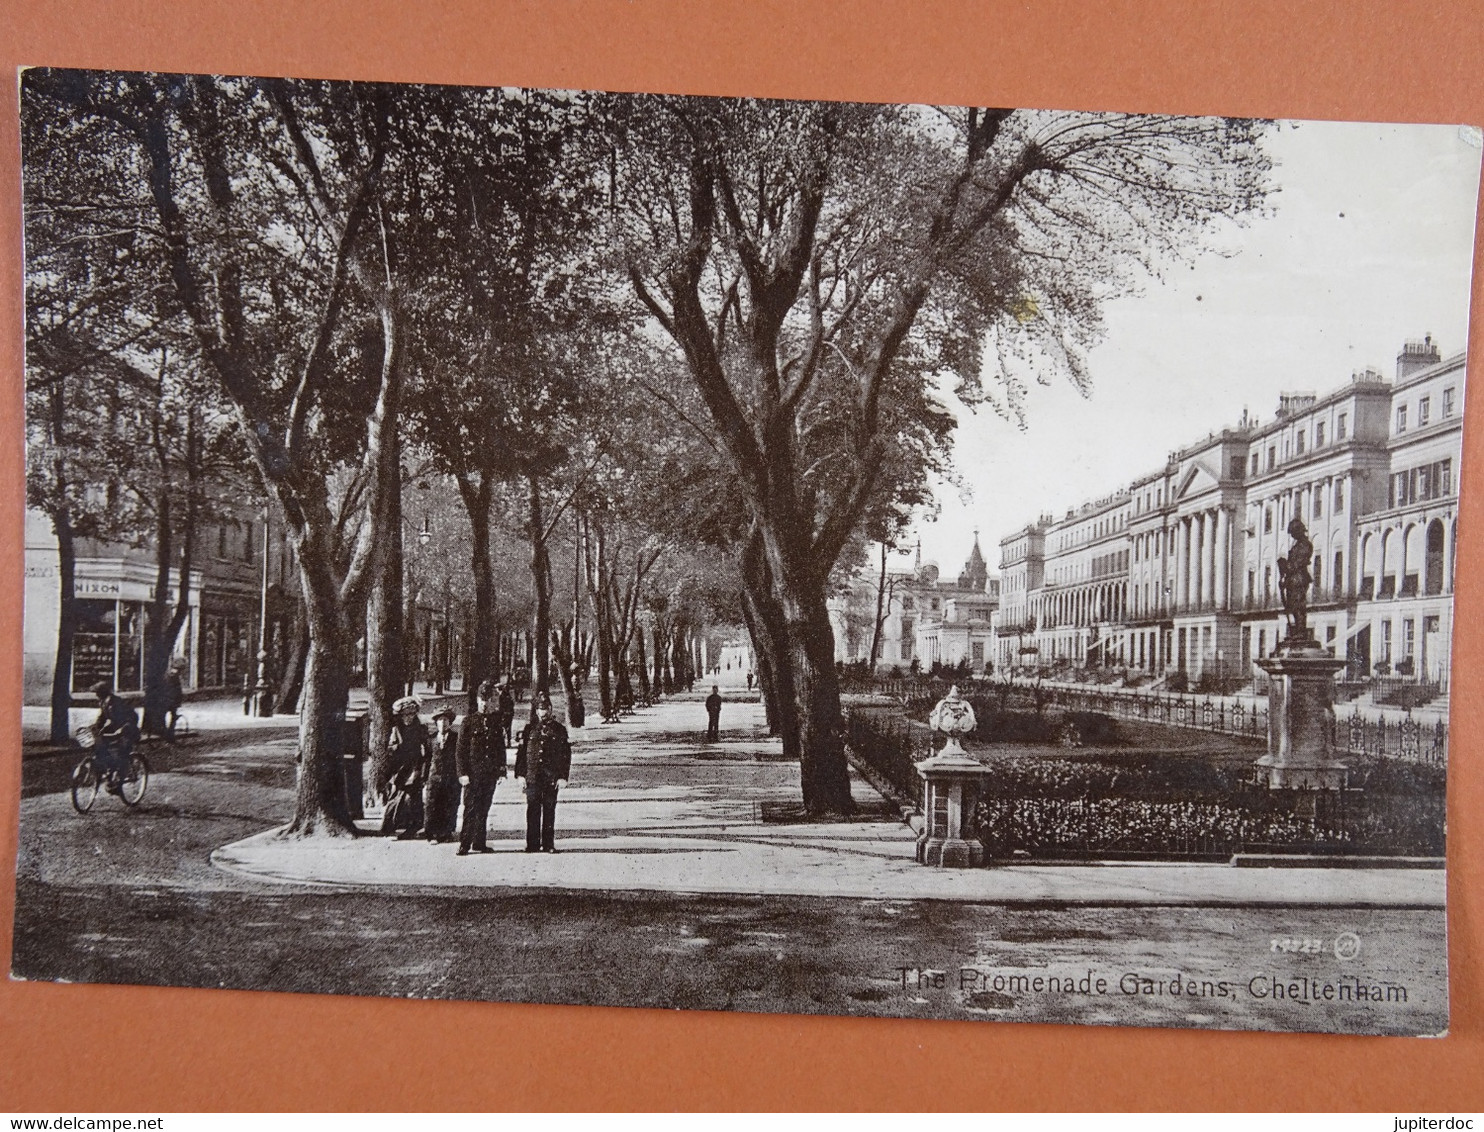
[
  {"xmin": 365, "ymin": 456, "xmax": 403, "ymax": 796},
  {"xmin": 141, "ymin": 489, "xmax": 175, "ymax": 737},
  {"xmin": 459, "ymin": 475, "xmax": 497, "ymax": 710},
  {"xmin": 784, "ymin": 582, "xmax": 855, "ymax": 814},
  {"xmin": 635, "ymin": 634, "xmax": 651, "ymax": 702},
  {"xmin": 740, "ymin": 528, "xmax": 798, "ymax": 754},
  {"xmin": 580, "ymin": 515, "xmax": 618, "ymax": 719},
  {"xmin": 653, "ymin": 623, "xmax": 666, "ymax": 696},
  {"xmin": 868, "ymin": 541, "xmax": 889, "ymax": 670},
  {"xmin": 284, "ymin": 554, "xmax": 355, "ymax": 837},
  {"xmin": 275, "ymin": 598, "xmax": 308, "ymax": 714},
  {"xmin": 48, "ymin": 502, "xmax": 78, "ymax": 745},
  {"xmin": 527, "ymin": 474, "xmax": 553, "ymax": 703},
  {"xmin": 551, "ymin": 621, "xmax": 583, "ymax": 727}
]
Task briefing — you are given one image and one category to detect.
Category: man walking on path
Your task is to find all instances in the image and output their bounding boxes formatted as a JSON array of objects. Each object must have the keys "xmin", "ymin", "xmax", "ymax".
[
  {"xmin": 455, "ymin": 681, "xmax": 507, "ymax": 855},
  {"xmin": 496, "ymin": 677, "xmax": 516, "ymax": 749},
  {"xmin": 705, "ymin": 685, "xmax": 722, "ymax": 742},
  {"xmin": 515, "ymin": 692, "xmax": 571, "ymax": 853}
]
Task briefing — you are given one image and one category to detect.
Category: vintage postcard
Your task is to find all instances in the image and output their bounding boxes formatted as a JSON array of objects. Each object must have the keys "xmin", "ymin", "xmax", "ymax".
[{"xmin": 12, "ymin": 68, "xmax": 1479, "ymax": 1036}]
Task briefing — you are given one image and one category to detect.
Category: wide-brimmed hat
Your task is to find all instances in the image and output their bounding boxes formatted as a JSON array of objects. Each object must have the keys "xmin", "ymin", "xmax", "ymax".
[
  {"xmin": 477, "ymin": 680, "xmax": 496, "ymax": 699},
  {"xmin": 392, "ymin": 695, "xmax": 421, "ymax": 714},
  {"xmin": 432, "ymin": 706, "xmax": 456, "ymax": 721}
]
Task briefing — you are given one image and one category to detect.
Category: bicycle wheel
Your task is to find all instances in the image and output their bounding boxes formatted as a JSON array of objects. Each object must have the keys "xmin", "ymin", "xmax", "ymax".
[
  {"xmin": 70, "ymin": 755, "xmax": 99, "ymax": 814},
  {"xmin": 119, "ymin": 753, "xmax": 149, "ymax": 807}
]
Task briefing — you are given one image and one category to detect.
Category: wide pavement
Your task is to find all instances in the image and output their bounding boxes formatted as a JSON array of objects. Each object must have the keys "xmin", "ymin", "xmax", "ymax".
[{"xmin": 213, "ymin": 698, "xmax": 1445, "ymax": 908}]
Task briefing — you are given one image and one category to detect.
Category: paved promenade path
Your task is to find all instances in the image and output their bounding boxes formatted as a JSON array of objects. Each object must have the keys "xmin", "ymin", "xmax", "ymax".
[{"xmin": 214, "ymin": 698, "xmax": 1444, "ymax": 908}]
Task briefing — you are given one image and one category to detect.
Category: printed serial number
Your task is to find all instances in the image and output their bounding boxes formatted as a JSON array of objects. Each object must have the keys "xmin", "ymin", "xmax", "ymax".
[{"xmin": 1270, "ymin": 938, "xmax": 1326, "ymax": 954}]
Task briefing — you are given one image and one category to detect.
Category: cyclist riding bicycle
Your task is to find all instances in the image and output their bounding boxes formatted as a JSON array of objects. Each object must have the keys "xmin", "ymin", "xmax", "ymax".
[{"xmin": 89, "ymin": 680, "xmax": 140, "ymax": 793}]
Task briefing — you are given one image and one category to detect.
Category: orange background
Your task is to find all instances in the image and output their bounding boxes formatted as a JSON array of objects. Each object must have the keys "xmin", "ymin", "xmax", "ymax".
[{"xmin": 2, "ymin": 0, "xmax": 1483, "ymax": 1112}]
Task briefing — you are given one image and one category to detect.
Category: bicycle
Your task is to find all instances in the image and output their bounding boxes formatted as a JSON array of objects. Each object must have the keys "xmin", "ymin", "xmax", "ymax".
[{"xmin": 70, "ymin": 728, "xmax": 149, "ymax": 813}]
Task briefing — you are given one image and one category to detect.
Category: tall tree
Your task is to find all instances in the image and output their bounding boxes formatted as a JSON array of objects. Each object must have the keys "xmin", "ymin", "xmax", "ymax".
[
  {"xmin": 24, "ymin": 70, "xmax": 410, "ymax": 835},
  {"xmin": 403, "ymin": 86, "xmax": 610, "ymax": 706},
  {"xmin": 20, "ymin": 91, "xmax": 228, "ymax": 742},
  {"xmin": 617, "ymin": 98, "xmax": 1270, "ymax": 813}
]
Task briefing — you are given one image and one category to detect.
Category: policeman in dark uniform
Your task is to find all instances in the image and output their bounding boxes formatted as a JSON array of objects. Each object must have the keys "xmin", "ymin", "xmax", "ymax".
[
  {"xmin": 515, "ymin": 691, "xmax": 572, "ymax": 853},
  {"xmin": 455, "ymin": 680, "xmax": 507, "ymax": 855}
]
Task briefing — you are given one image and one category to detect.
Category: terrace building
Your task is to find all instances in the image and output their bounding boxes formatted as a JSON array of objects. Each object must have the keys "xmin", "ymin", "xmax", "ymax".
[
  {"xmin": 991, "ymin": 520, "xmax": 1047, "ymax": 671},
  {"xmin": 990, "ymin": 337, "xmax": 1465, "ymax": 699},
  {"xmin": 1032, "ymin": 490, "xmax": 1132, "ymax": 667}
]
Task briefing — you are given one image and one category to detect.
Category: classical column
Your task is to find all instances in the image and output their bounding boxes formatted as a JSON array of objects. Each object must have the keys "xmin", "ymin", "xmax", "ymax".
[
  {"xmin": 1175, "ymin": 519, "xmax": 1189, "ymax": 611},
  {"xmin": 1444, "ymin": 519, "xmax": 1454, "ymax": 594},
  {"xmin": 1214, "ymin": 507, "xmax": 1230, "ymax": 609},
  {"xmin": 1200, "ymin": 510, "xmax": 1213, "ymax": 607},
  {"xmin": 1187, "ymin": 514, "xmax": 1201, "ymax": 611}
]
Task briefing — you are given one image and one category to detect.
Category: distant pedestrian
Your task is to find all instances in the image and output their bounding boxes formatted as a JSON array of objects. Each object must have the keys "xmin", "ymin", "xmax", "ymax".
[
  {"xmin": 515, "ymin": 691, "xmax": 571, "ymax": 853},
  {"xmin": 497, "ymin": 677, "xmax": 516, "ymax": 749},
  {"xmin": 382, "ymin": 696, "xmax": 430, "ymax": 839},
  {"xmin": 745, "ymin": 670, "xmax": 754, "ymax": 692},
  {"xmin": 163, "ymin": 660, "xmax": 185, "ymax": 741},
  {"xmin": 423, "ymin": 706, "xmax": 460, "ymax": 843},
  {"xmin": 705, "ymin": 685, "xmax": 722, "ymax": 742},
  {"xmin": 455, "ymin": 681, "xmax": 507, "ymax": 855}
]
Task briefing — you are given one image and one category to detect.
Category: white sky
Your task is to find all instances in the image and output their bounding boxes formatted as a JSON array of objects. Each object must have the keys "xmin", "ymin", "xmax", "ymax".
[{"xmin": 908, "ymin": 118, "xmax": 1483, "ymax": 578}]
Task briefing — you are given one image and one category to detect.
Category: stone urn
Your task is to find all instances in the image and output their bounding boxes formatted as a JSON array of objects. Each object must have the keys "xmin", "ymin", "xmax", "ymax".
[{"xmin": 916, "ymin": 685, "xmax": 992, "ymax": 867}]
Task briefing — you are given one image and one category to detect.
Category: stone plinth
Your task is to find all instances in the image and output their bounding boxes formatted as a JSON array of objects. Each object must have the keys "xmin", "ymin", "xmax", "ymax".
[
  {"xmin": 915, "ymin": 748, "xmax": 993, "ymax": 867},
  {"xmin": 1255, "ymin": 640, "xmax": 1349, "ymax": 790}
]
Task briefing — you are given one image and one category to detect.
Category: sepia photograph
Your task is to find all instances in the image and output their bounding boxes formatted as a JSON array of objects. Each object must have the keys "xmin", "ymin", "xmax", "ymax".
[{"xmin": 11, "ymin": 67, "xmax": 1479, "ymax": 1039}]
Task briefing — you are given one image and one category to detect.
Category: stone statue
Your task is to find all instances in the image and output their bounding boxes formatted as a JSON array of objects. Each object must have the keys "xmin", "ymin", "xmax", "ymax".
[
  {"xmin": 1276, "ymin": 518, "xmax": 1314, "ymax": 644},
  {"xmin": 928, "ymin": 684, "xmax": 977, "ymax": 755}
]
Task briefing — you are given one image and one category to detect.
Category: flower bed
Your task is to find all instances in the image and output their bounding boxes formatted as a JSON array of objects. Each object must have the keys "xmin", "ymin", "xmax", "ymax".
[{"xmin": 972, "ymin": 755, "xmax": 1444, "ymax": 859}]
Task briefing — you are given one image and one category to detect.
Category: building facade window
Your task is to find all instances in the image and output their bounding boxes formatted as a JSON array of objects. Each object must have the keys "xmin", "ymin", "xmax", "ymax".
[
  {"xmin": 1390, "ymin": 460, "xmax": 1454, "ymax": 508},
  {"xmin": 1396, "ymin": 405, "xmax": 1408, "ymax": 433},
  {"xmin": 1315, "ymin": 421, "xmax": 1325, "ymax": 447},
  {"xmin": 1443, "ymin": 387, "xmax": 1455, "ymax": 418},
  {"xmin": 1295, "ymin": 430, "xmax": 1306, "ymax": 454},
  {"xmin": 1337, "ymin": 413, "xmax": 1348, "ymax": 440},
  {"xmin": 1419, "ymin": 396, "xmax": 1430, "ymax": 426}
]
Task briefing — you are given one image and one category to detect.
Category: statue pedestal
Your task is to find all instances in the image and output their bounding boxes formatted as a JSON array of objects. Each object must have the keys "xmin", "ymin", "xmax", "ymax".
[
  {"xmin": 915, "ymin": 742, "xmax": 993, "ymax": 867},
  {"xmin": 1255, "ymin": 641, "xmax": 1349, "ymax": 790}
]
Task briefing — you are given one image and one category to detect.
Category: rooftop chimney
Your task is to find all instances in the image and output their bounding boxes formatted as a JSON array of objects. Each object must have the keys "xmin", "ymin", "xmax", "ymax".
[
  {"xmin": 1396, "ymin": 335, "xmax": 1441, "ymax": 381},
  {"xmin": 1275, "ymin": 392, "xmax": 1317, "ymax": 418}
]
